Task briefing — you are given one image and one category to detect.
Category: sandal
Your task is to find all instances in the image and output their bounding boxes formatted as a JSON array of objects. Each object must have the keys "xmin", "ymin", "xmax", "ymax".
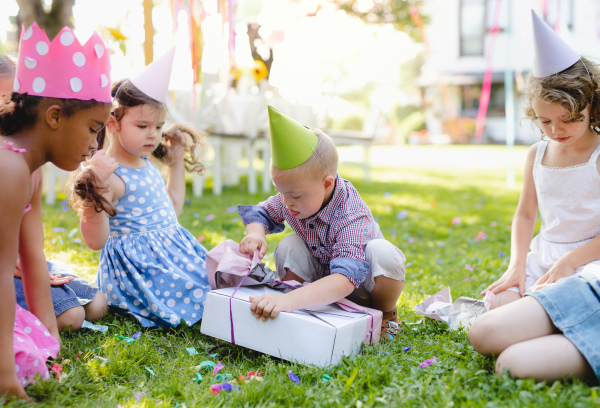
[{"xmin": 380, "ymin": 309, "xmax": 401, "ymax": 341}]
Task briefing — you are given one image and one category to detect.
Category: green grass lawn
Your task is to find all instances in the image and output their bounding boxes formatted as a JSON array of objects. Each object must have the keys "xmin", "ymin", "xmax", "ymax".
[{"xmin": 5, "ymin": 145, "xmax": 599, "ymax": 407}]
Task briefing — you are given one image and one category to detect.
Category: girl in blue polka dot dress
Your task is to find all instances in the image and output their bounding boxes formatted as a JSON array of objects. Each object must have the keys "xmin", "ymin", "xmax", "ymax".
[{"xmin": 69, "ymin": 49, "xmax": 211, "ymax": 327}]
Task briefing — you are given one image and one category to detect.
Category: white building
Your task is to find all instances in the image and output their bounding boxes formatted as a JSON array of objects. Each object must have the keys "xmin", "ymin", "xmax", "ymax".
[{"xmin": 419, "ymin": 0, "xmax": 600, "ymax": 144}]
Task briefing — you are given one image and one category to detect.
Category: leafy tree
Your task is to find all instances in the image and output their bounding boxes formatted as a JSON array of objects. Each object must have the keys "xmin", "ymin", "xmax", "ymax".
[{"xmin": 336, "ymin": 0, "xmax": 426, "ymax": 41}]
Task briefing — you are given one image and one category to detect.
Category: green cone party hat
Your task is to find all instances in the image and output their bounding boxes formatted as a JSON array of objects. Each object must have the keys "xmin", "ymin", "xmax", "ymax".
[{"xmin": 268, "ymin": 105, "xmax": 318, "ymax": 169}]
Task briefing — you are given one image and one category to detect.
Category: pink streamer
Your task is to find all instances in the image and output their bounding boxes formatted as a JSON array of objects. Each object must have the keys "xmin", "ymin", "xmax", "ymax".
[{"xmin": 474, "ymin": 0, "xmax": 503, "ymax": 143}]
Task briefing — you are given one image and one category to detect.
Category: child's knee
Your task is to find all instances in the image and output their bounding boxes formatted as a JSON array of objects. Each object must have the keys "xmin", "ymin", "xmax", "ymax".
[
  {"xmin": 468, "ymin": 314, "xmax": 499, "ymax": 355},
  {"xmin": 365, "ymin": 240, "xmax": 406, "ymax": 281},
  {"xmin": 84, "ymin": 291, "xmax": 108, "ymax": 321},
  {"xmin": 495, "ymin": 346, "xmax": 525, "ymax": 378},
  {"xmin": 57, "ymin": 306, "xmax": 85, "ymax": 331}
]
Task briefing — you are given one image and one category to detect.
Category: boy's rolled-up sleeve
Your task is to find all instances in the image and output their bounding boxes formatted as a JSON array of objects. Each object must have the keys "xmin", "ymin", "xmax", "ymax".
[
  {"xmin": 238, "ymin": 195, "xmax": 286, "ymax": 234},
  {"xmin": 330, "ymin": 257, "xmax": 369, "ymax": 288}
]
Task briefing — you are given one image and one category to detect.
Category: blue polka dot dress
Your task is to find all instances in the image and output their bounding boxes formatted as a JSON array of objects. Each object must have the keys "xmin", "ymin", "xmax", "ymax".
[{"xmin": 98, "ymin": 159, "xmax": 210, "ymax": 327}]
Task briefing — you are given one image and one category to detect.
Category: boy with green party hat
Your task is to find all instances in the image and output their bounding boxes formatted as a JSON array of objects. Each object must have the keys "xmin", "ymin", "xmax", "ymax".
[{"xmin": 238, "ymin": 106, "xmax": 406, "ymax": 340}]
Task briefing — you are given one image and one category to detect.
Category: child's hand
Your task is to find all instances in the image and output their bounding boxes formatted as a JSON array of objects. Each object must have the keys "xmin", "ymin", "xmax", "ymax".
[
  {"xmin": 163, "ymin": 126, "xmax": 186, "ymax": 163},
  {"xmin": 249, "ymin": 293, "xmax": 295, "ymax": 320},
  {"xmin": 240, "ymin": 233, "xmax": 268, "ymax": 259},
  {"xmin": 483, "ymin": 264, "xmax": 526, "ymax": 296},
  {"xmin": 531, "ymin": 258, "xmax": 574, "ymax": 291},
  {"xmin": 86, "ymin": 149, "xmax": 118, "ymax": 183},
  {"xmin": 49, "ymin": 273, "xmax": 74, "ymax": 286},
  {"xmin": 0, "ymin": 372, "xmax": 31, "ymax": 401}
]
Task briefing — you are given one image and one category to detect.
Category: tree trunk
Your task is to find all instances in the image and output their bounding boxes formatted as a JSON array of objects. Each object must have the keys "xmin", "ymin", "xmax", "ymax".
[{"xmin": 16, "ymin": 0, "xmax": 75, "ymax": 41}]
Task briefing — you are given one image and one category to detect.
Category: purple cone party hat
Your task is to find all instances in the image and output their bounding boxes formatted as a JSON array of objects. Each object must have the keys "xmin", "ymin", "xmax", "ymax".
[
  {"xmin": 130, "ymin": 46, "xmax": 175, "ymax": 104},
  {"xmin": 268, "ymin": 105, "xmax": 319, "ymax": 170},
  {"xmin": 14, "ymin": 23, "xmax": 111, "ymax": 102},
  {"xmin": 531, "ymin": 10, "xmax": 580, "ymax": 78}
]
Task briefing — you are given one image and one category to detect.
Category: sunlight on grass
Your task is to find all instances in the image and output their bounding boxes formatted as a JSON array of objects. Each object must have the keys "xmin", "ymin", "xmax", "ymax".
[{"xmin": 7, "ymin": 145, "xmax": 597, "ymax": 408}]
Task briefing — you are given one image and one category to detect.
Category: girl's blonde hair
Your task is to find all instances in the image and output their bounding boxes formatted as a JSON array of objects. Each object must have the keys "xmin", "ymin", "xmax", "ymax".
[
  {"xmin": 523, "ymin": 57, "xmax": 600, "ymax": 131},
  {"xmin": 271, "ymin": 128, "xmax": 339, "ymax": 182},
  {"xmin": 68, "ymin": 79, "xmax": 206, "ymax": 218}
]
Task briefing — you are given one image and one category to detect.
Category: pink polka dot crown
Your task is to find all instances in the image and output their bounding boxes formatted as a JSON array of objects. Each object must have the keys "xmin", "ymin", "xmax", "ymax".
[{"xmin": 13, "ymin": 23, "xmax": 111, "ymax": 103}]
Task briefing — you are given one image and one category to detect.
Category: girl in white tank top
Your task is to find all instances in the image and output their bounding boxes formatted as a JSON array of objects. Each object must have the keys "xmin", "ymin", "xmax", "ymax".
[{"xmin": 484, "ymin": 98, "xmax": 600, "ymax": 309}]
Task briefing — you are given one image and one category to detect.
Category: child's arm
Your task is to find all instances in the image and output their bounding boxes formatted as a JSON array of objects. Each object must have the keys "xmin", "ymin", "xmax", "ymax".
[
  {"xmin": 79, "ymin": 150, "xmax": 119, "ymax": 250},
  {"xmin": 485, "ymin": 144, "xmax": 539, "ymax": 296},
  {"xmin": 18, "ymin": 169, "xmax": 59, "ymax": 341},
  {"xmin": 0, "ymin": 158, "xmax": 34, "ymax": 400},
  {"xmin": 249, "ymin": 273, "xmax": 355, "ymax": 320},
  {"xmin": 163, "ymin": 127, "xmax": 187, "ymax": 217}
]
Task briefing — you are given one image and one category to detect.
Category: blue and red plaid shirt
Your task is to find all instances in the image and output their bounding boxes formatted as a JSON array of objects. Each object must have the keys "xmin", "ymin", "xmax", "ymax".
[{"xmin": 238, "ymin": 175, "xmax": 383, "ymax": 287}]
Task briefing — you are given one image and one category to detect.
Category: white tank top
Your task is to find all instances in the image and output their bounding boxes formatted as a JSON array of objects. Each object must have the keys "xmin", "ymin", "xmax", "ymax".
[{"xmin": 533, "ymin": 140, "xmax": 600, "ymax": 244}]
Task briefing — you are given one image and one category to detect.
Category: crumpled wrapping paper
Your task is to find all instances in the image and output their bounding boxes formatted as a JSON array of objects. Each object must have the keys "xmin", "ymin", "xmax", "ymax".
[
  {"xmin": 415, "ymin": 286, "xmax": 487, "ymax": 330},
  {"xmin": 206, "ymin": 239, "xmax": 279, "ymax": 289}
]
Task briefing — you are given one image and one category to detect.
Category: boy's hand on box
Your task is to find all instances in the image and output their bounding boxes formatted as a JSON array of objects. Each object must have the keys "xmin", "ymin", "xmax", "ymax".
[
  {"xmin": 240, "ymin": 233, "xmax": 268, "ymax": 259},
  {"xmin": 249, "ymin": 294, "xmax": 294, "ymax": 320}
]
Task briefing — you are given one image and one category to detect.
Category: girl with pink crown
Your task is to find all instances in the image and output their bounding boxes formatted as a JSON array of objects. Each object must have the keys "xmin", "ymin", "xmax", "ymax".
[
  {"xmin": 1, "ymin": 50, "xmax": 108, "ymax": 336},
  {"xmin": 470, "ymin": 11, "xmax": 600, "ymax": 383},
  {"xmin": 69, "ymin": 49, "xmax": 211, "ymax": 328},
  {"xmin": 0, "ymin": 24, "xmax": 112, "ymax": 400}
]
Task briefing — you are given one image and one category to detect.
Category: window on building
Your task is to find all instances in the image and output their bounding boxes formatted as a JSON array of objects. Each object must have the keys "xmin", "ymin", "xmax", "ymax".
[
  {"xmin": 460, "ymin": 0, "xmax": 509, "ymax": 57},
  {"xmin": 460, "ymin": 83, "xmax": 505, "ymax": 118},
  {"xmin": 543, "ymin": 0, "xmax": 573, "ymax": 30},
  {"xmin": 460, "ymin": 0, "xmax": 486, "ymax": 56}
]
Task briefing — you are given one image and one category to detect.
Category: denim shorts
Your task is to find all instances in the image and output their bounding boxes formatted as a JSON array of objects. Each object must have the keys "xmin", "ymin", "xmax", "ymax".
[
  {"xmin": 528, "ymin": 270, "xmax": 600, "ymax": 380},
  {"xmin": 15, "ymin": 260, "xmax": 98, "ymax": 316}
]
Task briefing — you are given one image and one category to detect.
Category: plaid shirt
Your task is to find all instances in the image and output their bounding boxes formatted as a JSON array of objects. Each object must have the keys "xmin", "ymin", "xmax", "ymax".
[{"xmin": 238, "ymin": 175, "xmax": 383, "ymax": 287}]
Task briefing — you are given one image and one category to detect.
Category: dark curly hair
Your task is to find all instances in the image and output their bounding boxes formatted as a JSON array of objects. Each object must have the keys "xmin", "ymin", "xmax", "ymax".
[
  {"xmin": 523, "ymin": 57, "xmax": 600, "ymax": 132},
  {"xmin": 0, "ymin": 92, "xmax": 108, "ymax": 136}
]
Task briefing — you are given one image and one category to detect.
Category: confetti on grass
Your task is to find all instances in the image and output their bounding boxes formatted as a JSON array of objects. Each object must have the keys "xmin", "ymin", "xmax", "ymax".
[
  {"xmin": 404, "ymin": 346, "xmax": 411, "ymax": 352},
  {"xmin": 288, "ymin": 370, "xmax": 300, "ymax": 383},
  {"xmin": 186, "ymin": 347, "xmax": 199, "ymax": 356},
  {"xmin": 213, "ymin": 362, "xmax": 224, "ymax": 374},
  {"xmin": 322, "ymin": 374, "xmax": 331, "ymax": 381},
  {"xmin": 418, "ymin": 356, "xmax": 438, "ymax": 368},
  {"xmin": 115, "ymin": 334, "xmax": 136, "ymax": 343},
  {"xmin": 144, "ymin": 366, "xmax": 155, "ymax": 376},
  {"xmin": 197, "ymin": 361, "xmax": 216, "ymax": 370},
  {"xmin": 193, "ymin": 372, "xmax": 202, "ymax": 383},
  {"xmin": 396, "ymin": 210, "xmax": 408, "ymax": 220},
  {"xmin": 50, "ymin": 363, "xmax": 62, "ymax": 380}
]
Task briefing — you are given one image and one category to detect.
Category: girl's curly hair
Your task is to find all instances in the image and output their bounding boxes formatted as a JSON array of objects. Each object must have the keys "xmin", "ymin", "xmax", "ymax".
[
  {"xmin": 523, "ymin": 57, "xmax": 600, "ymax": 131},
  {"xmin": 69, "ymin": 79, "xmax": 206, "ymax": 219}
]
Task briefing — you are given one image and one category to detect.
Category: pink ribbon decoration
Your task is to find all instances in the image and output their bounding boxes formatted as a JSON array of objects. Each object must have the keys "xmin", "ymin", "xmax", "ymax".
[{"xmin": 475, "ymin": 0, "xmax": 503, "ymax": 143}]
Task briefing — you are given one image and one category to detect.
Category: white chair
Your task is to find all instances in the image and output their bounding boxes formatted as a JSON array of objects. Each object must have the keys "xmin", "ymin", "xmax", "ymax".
[{"xmin": 43, "ymin": 163, "xmax": 70, "ymax": 205}]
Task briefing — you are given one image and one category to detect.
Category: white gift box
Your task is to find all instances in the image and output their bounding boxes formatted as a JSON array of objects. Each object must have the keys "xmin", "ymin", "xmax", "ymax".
[{"xmin": 200, "ymin": 285, "xmax": 381, "ymax": 367}]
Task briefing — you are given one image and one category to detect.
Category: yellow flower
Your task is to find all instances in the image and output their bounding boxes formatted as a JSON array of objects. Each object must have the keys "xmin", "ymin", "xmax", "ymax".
[
  {"xmin": 252, "ymin": 60, "xmax": 268, "ymax": 82},
  {"xmin": 107, "ymin": 27, "xmax": 127, "ymax": 41}
]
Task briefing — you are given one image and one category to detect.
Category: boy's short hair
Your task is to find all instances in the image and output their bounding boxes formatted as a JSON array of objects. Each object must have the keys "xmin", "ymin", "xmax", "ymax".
[
  {"xmin": 523, "ymin": 57, "xmax": 600, "ymax": 130},
  {"xmin": 271, "ymin": 128, "xmax": 339, "ymax": 182}
]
